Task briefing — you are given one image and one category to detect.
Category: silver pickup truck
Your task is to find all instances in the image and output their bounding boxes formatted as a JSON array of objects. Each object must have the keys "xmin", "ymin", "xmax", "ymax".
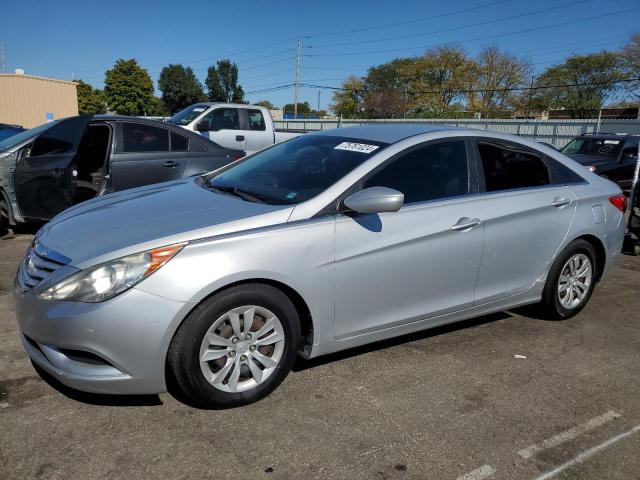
[{"xmin": 166, "ymin": 103, "xmax": 300, "ymax": 155}]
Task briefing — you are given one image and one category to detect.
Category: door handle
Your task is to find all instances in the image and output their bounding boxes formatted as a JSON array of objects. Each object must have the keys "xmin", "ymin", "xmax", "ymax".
[
  {"xmin": 236, "ymin": 135, "xmax": 245, "ymax": 141},
  {"xmin": 551, "ymin": 197, "xmax": 571, "ymax": 208},
  {"xmin": 451, "ymin": 217, "xmax": 482, "ymax": 231},
  {"xmin": 162, "ymin": 161, "xmax": 178, "ymax": 168}
]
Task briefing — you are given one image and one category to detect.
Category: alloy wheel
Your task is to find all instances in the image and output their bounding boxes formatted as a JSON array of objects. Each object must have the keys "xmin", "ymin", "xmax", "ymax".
[
  {"xmin": 199, "ymin": 305, "xmax": 285, "ymax": 393},
  {"xmin": 557, "ymin": 253, "xmax": 593, "ymax": 309}
]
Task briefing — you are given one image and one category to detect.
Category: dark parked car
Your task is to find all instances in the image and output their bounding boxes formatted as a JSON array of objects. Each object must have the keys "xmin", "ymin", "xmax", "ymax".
[
  {"xmin": 0, "ymin": 115, "xmax": 244, "ymax": 227},
  {"xmin": 561, "ymin": 133, "xmax": 639, "ymax": 189},
  {"xmin": 0, "ymin": 123, "xmax": 25, "ymax": 142}
]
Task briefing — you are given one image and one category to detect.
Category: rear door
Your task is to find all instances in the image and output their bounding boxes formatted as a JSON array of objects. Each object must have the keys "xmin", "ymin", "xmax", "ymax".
[
  {"xmin": 198, "ymin": 107, "xmax": 246, "ymax": 151},
  {"xmin": 13, "ymin": 116, "xmax": 91, "ymax": 220},
  {"xmin": 110, "ymin": 122, "xmax": 188, "ymax": 191},
  {"xmin": 471, "ymin": 138, "xmax": 577, "ymax": 305},
  {"xmin": 242, "ymin": 108, "xmax": 272, "ymax": 154}
]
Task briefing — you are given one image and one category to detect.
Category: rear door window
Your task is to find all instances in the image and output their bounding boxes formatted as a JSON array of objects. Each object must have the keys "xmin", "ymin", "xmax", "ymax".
[
  {"xmin": 247, "ymin": 109, "xmax": 266, "ymax": 131},
  {"xmin": 477, "ymin": 141, "xmax": 550, "ymax": 192},
  {"xmin": 121, "ymin": 123, "xmax": 169, "ymax": 152}
]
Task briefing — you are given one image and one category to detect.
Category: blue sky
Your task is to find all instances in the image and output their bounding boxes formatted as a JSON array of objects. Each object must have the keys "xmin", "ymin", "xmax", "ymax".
[{"xmin": 1, "ymin": 0, "xmax": 638, "ymax": 110}]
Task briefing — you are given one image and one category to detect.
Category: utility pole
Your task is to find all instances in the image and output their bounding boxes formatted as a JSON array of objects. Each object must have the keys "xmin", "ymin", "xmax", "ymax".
[
  {"xmin": 293, "ymin": 37, "xmax": 301, "ymax": 117},
  {"xmin": 317, "ymin": 90, "xmax": 321, "ymax": 114}
]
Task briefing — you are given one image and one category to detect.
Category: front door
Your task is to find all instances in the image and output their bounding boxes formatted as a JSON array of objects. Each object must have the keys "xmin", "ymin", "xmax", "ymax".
[
  {"xmin": 13, "ymin": 116, "xmax": 92, "ymax": 220},
  {"xmin": 333, "ymin": 139, "xmax": 484, "ymax": 338},
  {"xmin": 111, "ymin": 122, "xmax": 188, "ymax": 191},
  {"xmin": 471, "ymin": 139, "xmax": 577, "ymax": 304},
  {"xmin": 200, "ymin": 108, "xmax": 246, "ymax": 151}
]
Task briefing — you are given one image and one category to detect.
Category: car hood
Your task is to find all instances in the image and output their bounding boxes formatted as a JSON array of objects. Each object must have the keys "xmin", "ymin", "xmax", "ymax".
[
  {"xmin": 37, "ymin": 178, "xmax": 294, "ymax": 268},
  {"xmin": 564, "ymin": 153, "xmax": 612, "ymax": 167}
]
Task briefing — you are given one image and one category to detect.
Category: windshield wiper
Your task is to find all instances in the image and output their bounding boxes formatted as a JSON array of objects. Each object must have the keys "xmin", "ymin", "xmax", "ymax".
[{"xmin": 209, "ymin": 184, "xmax": 265, "ymax": 203}]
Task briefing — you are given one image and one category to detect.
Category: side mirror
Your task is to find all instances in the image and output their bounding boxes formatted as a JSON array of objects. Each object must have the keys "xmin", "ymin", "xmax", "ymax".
[
  {"xmin": 343, "ymin": 187, "xmax": 404, "ymax": 214},
  {"xmin": 196, "ymin": 120, "xmax": 211, "ymax": 132}
]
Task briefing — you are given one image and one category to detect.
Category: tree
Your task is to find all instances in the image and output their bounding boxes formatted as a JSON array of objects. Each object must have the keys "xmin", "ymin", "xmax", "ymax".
[
  {"xmin": 621, "ymin": 32, "xmax": 640, "ymax": 99},
  {"xmin": 532, "ymin": 52, "xmax": 622, "ymax": 118},
  {"xmin": 75, "ymin": 79, "xmax": 106, "ymax": 114},
  {"xmin": 363, "ymin": 59, "xmax": 413, "ymax": 118},
  {"xmin": 158, "ymin": 64, "xmax": 207, "ymax": 114},
  {"xmin": 205, "ymin": 59, "xmax": 244, "ymax": 103},
  {"xmin": 104, "ymin": 58, "xmax": 155, "ymax": 115},
  {"xmin": 148, "ymin": 97, "xmax": 170, "ymax": 117},
  {"xmin": 283, "ymin": 101, "xmax": 312, "ymax": 115},
  {"xmin": 412, "ymin": 45, "xmax": 475, "ymax": 117},
  {"xmin": 255, "ymin": 100, "xmax": 276, "ymax": 109},
  {"xmin": 466, "ymin": 46, "xmax": 532, "ymax": 118},
  {"xmin": 330, "ymin": 76, "xmax": 366, "ymax": 118}
]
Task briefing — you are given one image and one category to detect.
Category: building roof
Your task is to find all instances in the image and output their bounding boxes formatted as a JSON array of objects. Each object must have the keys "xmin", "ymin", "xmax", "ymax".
[{"xmin": 0, "ymin": 73, "xmax": 78, "ymax": 86}]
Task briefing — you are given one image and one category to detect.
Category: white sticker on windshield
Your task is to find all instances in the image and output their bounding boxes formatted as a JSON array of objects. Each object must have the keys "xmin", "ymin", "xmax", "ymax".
[
  {"xmin": 603, "ymin": 140, "xmax": 620, "ymax": 144},
  {"xmin": 334, "ymin": 142, "xmax": 379, "ymax": 154},
  {"xmin": 193, "ymin": 107, "xmax": 205, "ymax": 112}
]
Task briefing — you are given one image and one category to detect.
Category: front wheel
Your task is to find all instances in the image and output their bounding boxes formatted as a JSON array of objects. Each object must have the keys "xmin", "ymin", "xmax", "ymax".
[
  {"xmin": 167, "ymin": 284, "xmax": 301, "ymax": 408},
  {"xmin": 539, "ymin": 239, "xmax": 597, "ymax": 319}
]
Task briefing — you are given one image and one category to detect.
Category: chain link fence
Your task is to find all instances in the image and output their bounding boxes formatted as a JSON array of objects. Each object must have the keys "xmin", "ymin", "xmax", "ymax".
[{"xmin": 274, "ymin": 118, "xmax": 640, "ymax": 148}]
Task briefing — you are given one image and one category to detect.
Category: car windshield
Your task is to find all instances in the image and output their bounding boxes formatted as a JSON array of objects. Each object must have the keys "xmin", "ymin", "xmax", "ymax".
[
  {"xmin": 167, "ymin": 104, "xmax": 210, "ymax": 126},
  {"xmin": 206, "ymin": 135, "xmax": 388, "ymax": 205},
  {"xmin": 0, "ymin": 121, "xmax": 58, "ymax": 150},
  {"xmin": 562, "ymin": 137, "xmax": 623, "ymax": 157},
  {"xmin": 0, "ymin": 127, "xmax": 24, "ymax": 142}
]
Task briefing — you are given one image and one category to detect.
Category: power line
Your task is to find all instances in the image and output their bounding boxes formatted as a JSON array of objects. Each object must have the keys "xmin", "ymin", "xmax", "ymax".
[
  {"xmin": 297, "ymin": 77, "xmax": 640, "ymax": 96},
  {"xmin": 306, "ymin": 0, "xmax": 592, "ymax": 49},
  {"xmin": 304, "ymin": 0, "xmax": 510, "ymax": 38},
  {"xmin": 245, "ymin": 84, "xmax": 295, "ymax": 95},
  {"xmin": 304, "ymin": 8, "xmax": 640, "ymax": 57}
]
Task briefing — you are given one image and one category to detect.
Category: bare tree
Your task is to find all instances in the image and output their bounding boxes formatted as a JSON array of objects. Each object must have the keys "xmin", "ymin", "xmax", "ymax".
[{"xmin": 467, "ymin": 46, "xmax": 532, "ymax": 118}]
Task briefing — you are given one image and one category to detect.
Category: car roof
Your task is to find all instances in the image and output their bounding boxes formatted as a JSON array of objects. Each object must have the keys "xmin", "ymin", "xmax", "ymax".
[
  {"xmin": 578, "ymin": 133, "xmax": 638, "ymax": 139},
  {"xmin": 310, "ymin": 124, "xmax": 453, "ymax": 143}
]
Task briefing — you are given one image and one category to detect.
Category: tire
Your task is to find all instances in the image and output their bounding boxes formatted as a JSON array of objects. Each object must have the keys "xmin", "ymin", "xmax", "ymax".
[
  {"xmin": 539, "ymin": 239, "xmax": 597, "ymax": 320},
  {"xmin": 167, "ymin": 284, "xmax": 301, "ymax": 409}
]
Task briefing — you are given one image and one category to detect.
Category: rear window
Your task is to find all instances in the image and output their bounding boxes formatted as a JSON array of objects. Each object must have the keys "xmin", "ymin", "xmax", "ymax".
[
  {"xmin": 562, "ymin": 137, "xmax": 623, "ymax": 157},
  {"xmin": 171, "ymin": 131, "xmax": 189, "ymax": 151}
]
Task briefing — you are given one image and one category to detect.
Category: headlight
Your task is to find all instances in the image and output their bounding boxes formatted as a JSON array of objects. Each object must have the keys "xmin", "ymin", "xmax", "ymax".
[
  {"xmin": 39, "ymin": 243, "xmax": 186, "ymax": 302},
  {"xmin": 587, "ymin": 165, "xmax": 597, "ymax": 172}
]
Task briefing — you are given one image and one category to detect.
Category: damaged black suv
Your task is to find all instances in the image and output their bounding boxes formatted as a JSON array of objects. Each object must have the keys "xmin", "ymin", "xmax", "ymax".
[{"xmin": 0, "ymin": 115, "xmax": 243, "ymax": 228}]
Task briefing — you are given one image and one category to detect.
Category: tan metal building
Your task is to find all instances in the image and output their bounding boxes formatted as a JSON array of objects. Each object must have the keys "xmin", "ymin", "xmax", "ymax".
[{"xmin": 0, "ymin": 72, "xmax": 78, "ymax": 128}]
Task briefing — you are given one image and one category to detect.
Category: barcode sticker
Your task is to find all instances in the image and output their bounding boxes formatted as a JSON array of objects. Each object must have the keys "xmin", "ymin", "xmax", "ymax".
[{"xmin": 334, "ymin": 142, "xmax": 379, "ymax": 154}]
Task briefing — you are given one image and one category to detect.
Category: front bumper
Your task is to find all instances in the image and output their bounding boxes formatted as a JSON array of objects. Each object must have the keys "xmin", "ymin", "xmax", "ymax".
[{"xmin": 14, "ymin": 285, "xmax": 191, "ymax": 395}]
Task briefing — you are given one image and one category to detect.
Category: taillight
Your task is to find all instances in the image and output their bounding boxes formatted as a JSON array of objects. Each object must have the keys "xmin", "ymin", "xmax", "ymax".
[{"xmin": 609, "ymin": 194, "xmax": 627, "ymax": 213}]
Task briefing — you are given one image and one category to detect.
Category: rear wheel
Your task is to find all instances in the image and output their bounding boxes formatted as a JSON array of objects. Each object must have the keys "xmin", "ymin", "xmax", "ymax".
[
  {"xmin": 167, "ymin": 284, "xmax": 301, "ymax": 408},
  {"xmin": 539, "ymin": 240, "xmax": 597, "ymax": 319}
]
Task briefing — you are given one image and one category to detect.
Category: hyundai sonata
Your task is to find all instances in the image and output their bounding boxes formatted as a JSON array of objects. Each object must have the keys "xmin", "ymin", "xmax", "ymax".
[{"xmin": 14, "ymin": 125, "xmax": 626, "ymax": 408}]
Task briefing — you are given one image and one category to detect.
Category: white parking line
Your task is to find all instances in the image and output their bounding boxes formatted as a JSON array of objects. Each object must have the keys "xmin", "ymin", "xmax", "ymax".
[
  {"xmin": 518, "ymin": 410, "xmax": 621, "ymax": 459},
  {"xmin": 533, "ymin": 423, "xmax": 640, "ymax": 480},
  {"xmin": 456, "ymin": 464, "xmax": 496, "ymax": 480}
]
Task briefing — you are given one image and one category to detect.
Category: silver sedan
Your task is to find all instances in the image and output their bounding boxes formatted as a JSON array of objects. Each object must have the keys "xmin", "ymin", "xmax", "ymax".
[{"xmin": 14, "ymin": 125, "xmax": 627, "ymax": 408}]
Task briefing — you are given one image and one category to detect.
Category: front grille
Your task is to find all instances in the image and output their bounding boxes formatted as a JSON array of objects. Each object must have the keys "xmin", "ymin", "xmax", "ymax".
[{"xmin": 17, "ymin": 240, "xmax": 70, "ymax": 291}]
